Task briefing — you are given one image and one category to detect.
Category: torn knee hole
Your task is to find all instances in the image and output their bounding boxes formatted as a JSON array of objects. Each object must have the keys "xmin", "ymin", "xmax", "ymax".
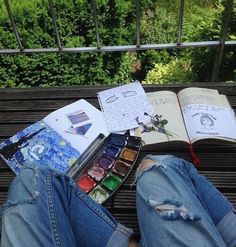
[
  {"xmin": 137, "ymin": 159, "xmax": 155, "ymax": 173},
  {"xmin": 148, "ymin": 199, "xmax": 201, "ymax": 221}
]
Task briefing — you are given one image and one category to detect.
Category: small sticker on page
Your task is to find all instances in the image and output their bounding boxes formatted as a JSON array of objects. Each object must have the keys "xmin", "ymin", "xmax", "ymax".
[
  {"xmin": 66, "ymin": 123, "xmax": 92, "ymax": 137},
  {"xmin": 67, "ymin": 110, "xmax": 90, "ymax": 125}
]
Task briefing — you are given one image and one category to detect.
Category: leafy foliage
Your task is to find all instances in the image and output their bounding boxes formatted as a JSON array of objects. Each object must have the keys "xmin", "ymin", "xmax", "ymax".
[
  {"xmin": 144, "ymin": 57, "xmax": 195, "ymax": 84},
  {"xmin": 0, "ymin": 0, "xmax": 235, "ymax": 87},
  {"xmin": 140, "ymin": 0, "xmax": 236, "ymax": 83}
]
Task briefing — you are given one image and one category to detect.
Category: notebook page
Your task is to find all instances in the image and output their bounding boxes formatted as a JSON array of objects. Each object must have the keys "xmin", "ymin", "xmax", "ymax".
[
  {"xmin": 97, "ymin": 82, "xmax": 153, "ymax": 132},
  {"xmin": 43, "ymin": 99, "xmax": 109, "ymax": 154}
]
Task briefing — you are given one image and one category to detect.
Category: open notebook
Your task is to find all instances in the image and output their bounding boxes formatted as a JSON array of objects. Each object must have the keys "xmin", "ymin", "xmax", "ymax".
[{"xmin": 135, "ymin": 87, "xmax": 236, "ymax": 147}]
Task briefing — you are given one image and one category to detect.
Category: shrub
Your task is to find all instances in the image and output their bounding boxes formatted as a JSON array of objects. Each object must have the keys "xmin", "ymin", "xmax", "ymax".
[{"xmin": 144, "ymin": 57, "xmax": 195, "ymax": 84}]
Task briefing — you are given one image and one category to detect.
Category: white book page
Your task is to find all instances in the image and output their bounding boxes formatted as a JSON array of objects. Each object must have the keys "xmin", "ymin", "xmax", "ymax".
[
  {"xmin": 97, "ymin": 82, "xmax": 153, "ymax": 132},
  {"xmin": 134, "ymin": 91, "xmax": 189, "ymax": 145},
  {"xmin": 178, "ymin": 87, "xmax": 221, "ymax": 107},
  {"xmin": 43, "ymin": 99, "xmax": 109, "ymax": 154},
  {"xmin": 182, "ymin": 104, "xmax": 236, "ymax": 142}
]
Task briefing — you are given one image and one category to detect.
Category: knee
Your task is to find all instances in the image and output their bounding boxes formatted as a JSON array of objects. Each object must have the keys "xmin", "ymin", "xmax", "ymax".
[
  {"xmin": 136, "ymin": 155, "xmax": 171, "ymax": 180},
  {"xmin": 7, "ymin": 166, "xmax": 46, "ymax": 203},
  {"xmin": 135, "ymin": 158, "xmax": 164, "ymax": 194},
  {"xmin": 137, "ymin": 155, "xmax": 193, "ymax": 175},
  {"xmin": 135, "ymin": 155, "xmax": 192, "ymax": 190},
  {"xmin": 137, "ymin": 159, "xmax": 156, "ymax": 174}
]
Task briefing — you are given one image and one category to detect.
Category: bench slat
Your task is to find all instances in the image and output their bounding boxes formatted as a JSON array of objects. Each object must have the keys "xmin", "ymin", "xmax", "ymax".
[{"xmin": 0, "ymin": 83, "xmax": 236, "ymax": 100}]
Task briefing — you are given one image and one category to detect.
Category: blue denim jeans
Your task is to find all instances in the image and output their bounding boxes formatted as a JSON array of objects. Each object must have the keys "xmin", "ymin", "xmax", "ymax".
[
  {"xmin": 136, "ymin": 155, "xmax": 236, "ymax": 247},
  {"xmin": 1, "ymin": 155, "xmax": 236, "ymax": 247}
]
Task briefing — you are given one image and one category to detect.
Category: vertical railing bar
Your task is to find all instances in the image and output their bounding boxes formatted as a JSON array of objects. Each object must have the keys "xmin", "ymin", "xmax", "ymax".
[
  {"xmin": 177, "ymin": 0, "xmax": 184, "ymax": 45},
  {"xmin": 48, "ymin": 0, "xmax": 62, "ymax": 50},
  {"xmin": 136, "ymin": 0, "xmax": 141, "ymax": 47},
  {"xmin": 91, "ymin": 0, "xmax": 101, "ymax": 49},
  {"xmin": 211, "ymin": 0, "xmax": 233, "ymax": 82},
  {"xmin": 4, "ymin": 0, "xmax": 23, "ymax": 50}
]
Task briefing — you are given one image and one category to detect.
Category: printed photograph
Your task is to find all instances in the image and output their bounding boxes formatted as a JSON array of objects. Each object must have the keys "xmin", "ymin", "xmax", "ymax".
[
  {"xmin": 66, "ymin": 123, "xmax": 92, "ymax": 136},
  {"xmin": 67, "ymin": 110, "xmax": 90, "ymax": 125}
]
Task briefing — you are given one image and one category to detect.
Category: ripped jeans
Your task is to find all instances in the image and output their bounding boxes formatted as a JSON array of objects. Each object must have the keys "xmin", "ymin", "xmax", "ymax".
[
  {"xmin": 1, "ymin": 155, "xmax": 236, "ymax": 247},
  {"xmin": 136, "ymin": 155, "xmax": 236, "ymax": 247},
  {"xmin": 0, "ymin": 165, "xmax": 133, "ymax": 247}
]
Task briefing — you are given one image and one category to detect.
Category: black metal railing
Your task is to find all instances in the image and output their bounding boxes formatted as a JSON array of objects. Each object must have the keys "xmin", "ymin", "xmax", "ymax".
[{"xmin": 1, "ymin": 0, "xmax": 236, "ymax": 82}]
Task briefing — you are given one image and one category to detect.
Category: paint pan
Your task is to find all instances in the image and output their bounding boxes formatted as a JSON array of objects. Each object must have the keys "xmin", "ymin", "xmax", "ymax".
[
  {"xmin": 96, "ymin": 155, "xmax": 115, "ymax": 170},
  {"xmin": 89, "ymin": 186, "xmax": 110, "ymax": 204},
  {"xmin": 71, "ymin": 133, "xmax": 142, "ymax": 204},
  {"xmin": 103, "ymin": 144, "xmax": 121, "ymax": 158},
  {"xmin": 88, "ymin": 165, "xmax": 106, "ymax": 181},
  {"xmin": 109, "ymin": 134, "xmax": 126, "ymax": 147},
  {"xmin": 120, "ymin": 148, "xmax": 137, "ymax": 162},
  {"xmin": 102, "ymin": 173, "xmax": 122, "ymax": 191},
  {"xmin": 77, "ymin": 175, "xmax": 96, "ymax": 193},
  {"xmin": 112, "ymin": 160, "xmax": 131, "ymax": 177},
  {"xmin": 125, "ymin": 136, "xmax": 141, "ymax": 150}
]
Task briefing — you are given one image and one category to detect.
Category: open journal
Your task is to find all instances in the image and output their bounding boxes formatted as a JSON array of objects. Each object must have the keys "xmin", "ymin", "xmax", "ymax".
[
  {"xmin": 134, "ymin": 87, "xmax": 236, "ymax": 147},
  {"xmin": 0, "ymin": 100, "xmax": 109, "ymax": 174}
]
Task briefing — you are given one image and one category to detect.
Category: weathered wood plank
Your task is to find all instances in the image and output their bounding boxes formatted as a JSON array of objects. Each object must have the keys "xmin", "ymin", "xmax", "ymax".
[
  {"xmin": 1, "ymin": 109, "xmax": 236, "ymax": 126},
  {"xmin": 0, "ymin": 124, "xmax": 32, "ymax": 137},
  {"xmin": 0, "ymin": 111, "xmax": 50, "ymax": 123},
  {"xmin": 113, "ymin": 213, "xmax": 140, "ymax": 236},
  {"xmin": 0, "ymin": 192, "xmax": 8, "ymax": 204},
  {"xmin": 0, "ymin": 97, "xmax": 235, "ymax": 112},
  {"xmin": 0, "ymin": 83, "xmax": 236, "ymax": 100},
  {"xmin": 0, "ymin": 99, "xmax": 100, "ymax": 111}
]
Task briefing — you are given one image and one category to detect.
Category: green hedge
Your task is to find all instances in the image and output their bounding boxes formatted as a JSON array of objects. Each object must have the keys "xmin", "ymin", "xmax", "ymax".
[{"xmin": 0, "ymin": 0, "xmax": 235, "ymax": 87}]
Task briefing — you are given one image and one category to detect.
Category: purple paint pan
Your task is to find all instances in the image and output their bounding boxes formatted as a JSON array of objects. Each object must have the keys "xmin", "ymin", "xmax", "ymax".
[{"xmin": 96, "ymin": 155, "xmax": 115, "ymax": 170}]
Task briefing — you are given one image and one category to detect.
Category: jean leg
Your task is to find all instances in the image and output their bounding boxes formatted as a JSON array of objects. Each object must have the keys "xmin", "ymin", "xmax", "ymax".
[
  {"xmin": 55, "ymin": 173, "xmax": 133, "ymax": 247},
  {"xmin": 136, "ymin": 155, "xmax": 227, "ymax": 247},
  {"xmin": 178, "ymin": 157, "xmax": 233, "ymax": 225},
  {"xmin": 180, "ymin": 157, "xmax": 236, "ymax": 247},
  {"xmin": 0, "ymin": 165, "xmax": 132, "ymax": 247}
]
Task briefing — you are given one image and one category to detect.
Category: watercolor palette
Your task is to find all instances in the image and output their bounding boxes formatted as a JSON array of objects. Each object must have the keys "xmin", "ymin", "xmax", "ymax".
[{"xmin": 68, "ymin": 133, "xmax": 142, "ymax": 204}]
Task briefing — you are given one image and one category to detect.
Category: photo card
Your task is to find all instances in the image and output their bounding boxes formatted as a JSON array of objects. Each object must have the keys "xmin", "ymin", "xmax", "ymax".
[
  {"xmin": 67, "ymin": 110, "xmax": 90, "ymax": 125},
  {"xmin": 66, "ymin": 123, "xmax": 92, "ymax": 137}
]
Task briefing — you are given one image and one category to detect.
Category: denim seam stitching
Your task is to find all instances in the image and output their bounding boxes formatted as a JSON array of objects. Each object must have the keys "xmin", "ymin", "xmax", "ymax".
[
  {"xmin": 75, "ymin": 189, "xmax": 117, "ymax": 229},
  {"xmin": 46, "ymin": 173, "xmax": 62, "ymax": 247},
  {"xmin": 116, "ymin": 223, "xmax": 133, "ymax": 238}
]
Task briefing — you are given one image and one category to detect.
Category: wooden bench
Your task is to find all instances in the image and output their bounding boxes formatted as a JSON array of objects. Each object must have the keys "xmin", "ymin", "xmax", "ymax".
[{"xmin": 1, "ymin": 83, "xmax": 236, "ymax": 238}]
